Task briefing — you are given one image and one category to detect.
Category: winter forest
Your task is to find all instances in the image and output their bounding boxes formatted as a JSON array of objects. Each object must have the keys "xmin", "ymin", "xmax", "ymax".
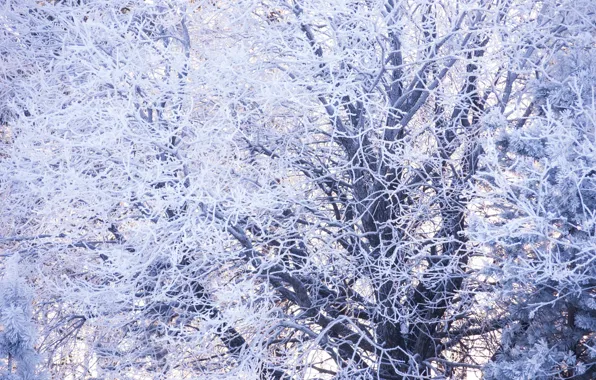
[{"xmin": 0, "ymin": 0, "xmax": 595, "ymax": 379}]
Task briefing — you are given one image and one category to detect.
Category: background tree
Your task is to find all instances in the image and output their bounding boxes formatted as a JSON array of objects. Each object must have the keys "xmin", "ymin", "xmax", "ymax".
[
  {"xmin": 0, "ymin": 255, "xmax": 42, "ymax": 380},
  {"xmin": 0, "ymin": 0, "xmax": 594, "ymax": 379}
]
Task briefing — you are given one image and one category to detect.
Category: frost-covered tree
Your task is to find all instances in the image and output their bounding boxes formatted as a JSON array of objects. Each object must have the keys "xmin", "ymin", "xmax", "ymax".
[
  {"xmin": 474, "ymin": 44, "xmax": 596, "ymax": 380},
  {"xmin": 0, "ymin": 256, "xmax": 41, "ymax": 380},
  {"xmin": 0, "ymin": 0, "xmax": 594, "ymax": 379}
]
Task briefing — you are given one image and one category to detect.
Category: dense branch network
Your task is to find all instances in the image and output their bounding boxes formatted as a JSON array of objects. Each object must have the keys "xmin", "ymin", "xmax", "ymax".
[{"xmin": 0, "ymin": 0, "xmax": 594, "ymax": 379}]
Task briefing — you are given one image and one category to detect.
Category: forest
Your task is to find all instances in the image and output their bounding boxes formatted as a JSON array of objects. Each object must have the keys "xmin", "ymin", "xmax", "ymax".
[{"xmin": 0, "ymin": 0, "xmax": 595, "ymax": 379}]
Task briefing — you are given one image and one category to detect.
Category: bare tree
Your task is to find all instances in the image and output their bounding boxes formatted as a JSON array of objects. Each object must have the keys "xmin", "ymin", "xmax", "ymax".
[{"xmin": 0, "ymin": 0, "xmax": 594, "ymax": 379}]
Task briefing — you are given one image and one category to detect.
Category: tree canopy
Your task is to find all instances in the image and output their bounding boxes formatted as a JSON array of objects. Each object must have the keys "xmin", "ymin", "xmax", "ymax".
[{"xmin": 0, "ymin": 0, "xmax": 595, "ymax": 379}]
